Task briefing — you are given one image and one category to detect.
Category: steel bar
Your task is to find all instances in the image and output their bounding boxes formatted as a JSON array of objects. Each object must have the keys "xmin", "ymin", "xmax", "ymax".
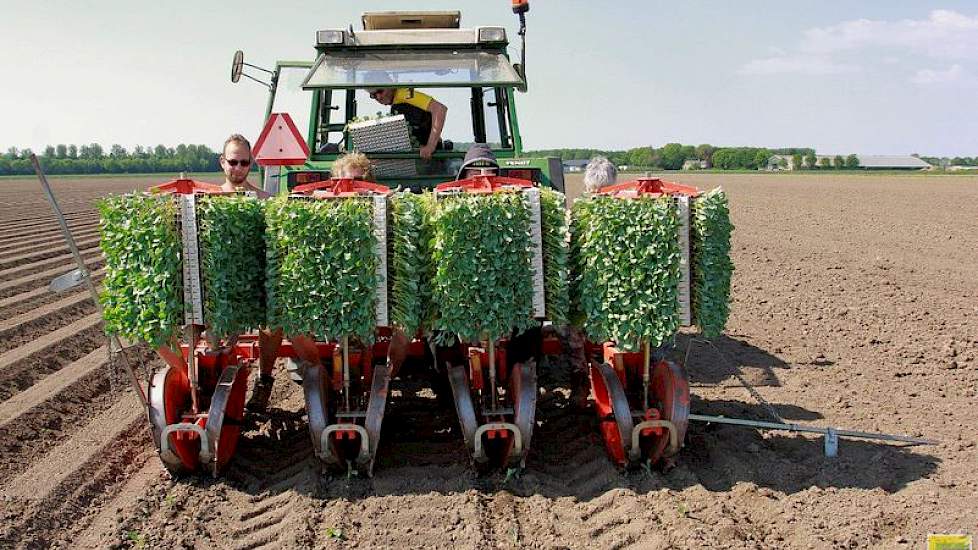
[
  {"xmin": 31, "ymin": 154, "xmax": 150, "ymax": 411},
  {"xmin": 688, "ymin": 413, "xmax": 938, "ymax": 446}
]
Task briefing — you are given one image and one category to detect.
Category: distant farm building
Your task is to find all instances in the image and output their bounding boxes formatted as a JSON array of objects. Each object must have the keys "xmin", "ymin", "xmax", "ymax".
[
  {"xmin": 682, "ymin": 159, "xmax": 707, "ymax": 170},
  {"xmin": 856, "ymin": 155, "xmax": 932, "ymax": 170},
  {"xmin": 767, "ymin": 155, "xmax": 792, "ymax": 170},
  {"xmin": 562, "ymin": 159, "xmax": 589, "ymax": 172},
  {"xmin": 766, "ymin": 154, "xmax": 931, "ymax": 171}
]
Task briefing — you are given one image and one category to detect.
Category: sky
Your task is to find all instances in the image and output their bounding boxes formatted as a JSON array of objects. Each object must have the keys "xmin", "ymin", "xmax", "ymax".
[{"xmin": 1, "ymin": 0, "xmax": 976, "ymax": 156}]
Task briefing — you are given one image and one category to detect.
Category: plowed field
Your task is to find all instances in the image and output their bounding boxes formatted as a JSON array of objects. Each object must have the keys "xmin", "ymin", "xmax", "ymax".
[{"xmin": 0, "ymin": 172, "xmax": 975, "ymax": 549}]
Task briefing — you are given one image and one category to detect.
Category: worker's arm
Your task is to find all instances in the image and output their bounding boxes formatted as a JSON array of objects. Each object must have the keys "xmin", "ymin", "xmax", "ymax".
[{"xmin": 420, "ymin": 99, "xmax": 447, "ymax": 160}]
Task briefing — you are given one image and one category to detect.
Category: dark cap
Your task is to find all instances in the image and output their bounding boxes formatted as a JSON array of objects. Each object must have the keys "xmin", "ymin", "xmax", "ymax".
[{"xmin": 456, "ymin": 143, "xmax": 499, "ymax": 180}]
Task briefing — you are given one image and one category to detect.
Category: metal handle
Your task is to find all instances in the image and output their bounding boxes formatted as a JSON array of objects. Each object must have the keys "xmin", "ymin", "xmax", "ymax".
[
  {"xmin": 159, "ymin": 422, "xmax": 212, "ymax": 467},
  {"xmin": 629, "ymin": 420, "xmax": 679, "ymax": 461},
  {"xmin": 473, "ymin": 422, "xmax": 522, "ymax": 464}
]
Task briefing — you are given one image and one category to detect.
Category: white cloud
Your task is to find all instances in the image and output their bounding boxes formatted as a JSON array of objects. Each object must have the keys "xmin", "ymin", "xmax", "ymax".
[
  {"xmin": 800, "ymin": 10, "xmax": 978, "ymax": 60},
  {"xmin": 739, "ymin": 55, "xmax": 858, "ymax": 76},
  {"xmin": 742, "ymin": 10, "xmax": 978, "ymax": 79},
  {"xmin": 911, "ymin": 64, "xmax": 976, "ymax": 86}
]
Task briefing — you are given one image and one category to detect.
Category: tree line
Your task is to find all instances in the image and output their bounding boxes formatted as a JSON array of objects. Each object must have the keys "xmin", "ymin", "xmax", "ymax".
[
  {"xmin": 0, "ymin": 144, "xmax": 225, "ymax": 176},
  {"xmin": 525, "ymin": 144, "xmax": 869, "ymax": 170}
]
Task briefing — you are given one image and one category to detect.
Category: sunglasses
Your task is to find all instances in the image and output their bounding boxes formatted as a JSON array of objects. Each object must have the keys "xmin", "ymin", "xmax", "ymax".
[{"xmin": 225, "ymin": 158, "xmax": 251, "ymax": 167}]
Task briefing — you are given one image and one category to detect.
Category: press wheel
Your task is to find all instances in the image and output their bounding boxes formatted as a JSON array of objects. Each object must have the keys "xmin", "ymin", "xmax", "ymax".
[{"xmin": 590, "ymin": 362, "xmax": 633, "ymax": 468}]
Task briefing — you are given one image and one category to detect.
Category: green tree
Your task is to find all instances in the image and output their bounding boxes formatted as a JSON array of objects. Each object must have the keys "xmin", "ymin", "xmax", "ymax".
[
  {"xmin": 804, "ymin": 152, "xmax": 817, "ymax": 169},
  {"xmin": 659, "ymin": 142, "xmax": 688, "ymax": 170},
  {"xmin": 833, "ymin": 155, "xmax": 845, "ymax": 169},
  {"xmin": 43, "ymin": 145, "xmax": 56, "ymax": 158},
  {"xmin": 55, "ymin": 144, "xmax": 68, "ymax": 159},
  {"xmin": 695, "ymin": 144, "xmax": 715, "ymax": 167},
  {"xmin": 68, "ymin": 144, "xmax": 78, "ymax": 159},
  {"xmin": 791, "ymin": 153, "xmax": 803, "ymax": 170},
  {"xmin": 4, "ymin": 147, "xmax": 17, "ymax": 160},
  {"xmin": 818, "ymin": 156, "xmax": 831, "ymax": 169},
  {"xmin": 752, "ymin": 149, "xmax": 771, "ymax": 170},
  {"xmin": 626, "ymin": 146, "xmax": 653, "ymax": 167},
  {"xmin": 845, "ymin": 154, "xmax": 859, "ymax": 169}
]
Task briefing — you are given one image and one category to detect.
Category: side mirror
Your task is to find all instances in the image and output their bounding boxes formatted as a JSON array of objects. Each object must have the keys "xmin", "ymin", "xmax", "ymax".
[{"xmin": 231, "ymin": 50, "xmax": 244, "ymax": 83}]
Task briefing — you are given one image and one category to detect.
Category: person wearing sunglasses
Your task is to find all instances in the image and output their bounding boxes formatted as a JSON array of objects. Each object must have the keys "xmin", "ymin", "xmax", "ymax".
[
  {"xmin": 367, "ymin": 88, "xmax": 447, "ymax": 161},
  {"xmin": 219, "ymin": 134, "xmax": 269, "ymax": 198}
]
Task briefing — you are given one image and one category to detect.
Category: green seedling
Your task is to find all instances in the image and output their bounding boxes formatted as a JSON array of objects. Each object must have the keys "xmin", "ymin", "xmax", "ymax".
[
  {"xmin": 571, "ymin": 195, "xmax": 682, "ymax": 351},
  {"xmin": 691, "ymin": 187, "xmax": 734, "ymax": 338}
]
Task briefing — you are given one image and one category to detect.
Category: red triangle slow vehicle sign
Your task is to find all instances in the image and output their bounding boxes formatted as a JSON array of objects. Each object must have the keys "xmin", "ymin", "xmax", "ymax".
[{"xmin": 252, "ymin": 113, "xmax": 310, "ymax": 166}]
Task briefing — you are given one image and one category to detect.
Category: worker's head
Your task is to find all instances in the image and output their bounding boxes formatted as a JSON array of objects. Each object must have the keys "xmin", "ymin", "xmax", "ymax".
[
  {"xmin": 583, "ymin": 156, "xmax": 617, "ymax": 193},
  {"xmin": 333, "ymin": 152, "xmax": 373, "ymax": 180},
  {"xmin": 367, "ymin": 88, "xmax": 396, "ymax": 105},
  {"xmin": 457, "ymin": 143, "xmax": 499, "ymax": 180},
  {"xmin": 220, "ymin": 134, "xmax": 252, "ymax": 186}
]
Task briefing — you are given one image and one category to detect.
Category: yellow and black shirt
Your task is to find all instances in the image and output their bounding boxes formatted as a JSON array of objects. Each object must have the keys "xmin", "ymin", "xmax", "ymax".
[{"xmin": 391, "ymin": 89, "xmax": 439, "ymax": 147}]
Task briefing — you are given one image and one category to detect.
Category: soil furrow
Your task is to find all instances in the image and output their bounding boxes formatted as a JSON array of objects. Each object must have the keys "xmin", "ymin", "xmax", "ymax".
[
  {"xmin": 0, "ymin": 413, "xmax": 155, "ymax": 549},
  {"xmin": 0, "ymin": 345, "xmax": 107, "ymax": 427},
  {"xmin": 0, "ymin": 317, "xmax": 106, "ymax": 404},
  {"xmin": 0, "ymin": 236, "xmax": 100, "ymax": 270},
  {"xmin": 0, "ymin": 216, "xmax": 96, "ymax": 240},
  {"xmin": 0, "ymin": 258, "xmax": 105, "ymax": 299},
  {"xmin": 0, "ymin": 228, "xmax": 98, "ymax": 259},
  {"xmin": 0, "ymin": 246, "xmax": 100, "ymax": 283},
  {"xmin": 0, "ymin": 221, "xmax": 99, "ymax": 251},
  {"xmin": 0, "ymin": 312, "xmax": 102, "ymax": 371},
  {"xmin": 0, "ymin": 291, "xmax": 93, "ymax": 336},
  {"xmin": 0, "ymin": 269, "xmax": 103, "ymax": 312}
]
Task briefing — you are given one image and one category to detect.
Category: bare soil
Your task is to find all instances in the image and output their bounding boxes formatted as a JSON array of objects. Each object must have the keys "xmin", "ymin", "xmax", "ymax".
[{"xmin": 0, "ymin": 172, "xmax": 976, "ymax": 549}]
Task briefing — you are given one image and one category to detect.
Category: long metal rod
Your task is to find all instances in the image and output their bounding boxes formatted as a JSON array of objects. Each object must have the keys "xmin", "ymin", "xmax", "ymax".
[
  {"xmin": 30, "ymin": 154, "xmax": 149, "ymax": 410},
  {"xmin": 488, "ymin": 339, "xmax": 497, "ymax": 409},
  {"xmin": 342, "ymin": 335, "xmax": 350, "ymax": 412},
  {"xmin": 642, "ymin": 340, "xmax": 651, "ymax": 411},
  {"xmin": 688, "ymin": 413, "xmax": 938, "ymax": 446}
]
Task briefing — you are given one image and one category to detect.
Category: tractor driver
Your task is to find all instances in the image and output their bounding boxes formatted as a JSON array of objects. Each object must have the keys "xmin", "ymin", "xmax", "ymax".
[
  {"xmin": 220, "ymin": 134, "xmax": 270, "ymax": 198},
  {"xmin": 368, "ymin": 87, "xmax": 448, "ymax": 161}
]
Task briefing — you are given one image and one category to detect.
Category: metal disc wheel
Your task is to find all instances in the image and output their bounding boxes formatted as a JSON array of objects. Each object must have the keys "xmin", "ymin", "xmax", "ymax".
[
  {"xmin": 302, "ymin": 362, "xmax": 333, "ymax": 465},
  {"xmin": 148, "ymin": 366, "xmax": 198, "ymax": 475},
  {"xmin": 644, "ymin": 360, "xmax": 690, "ymax": 464},
  {"xmin": 508, "ymin": 361, "xmax": 537, "ymax": 469},
  {"xmin": 589, "ymin": 362, "xmax": 633, "ymax": 468},
  {"xmin": 205, "ymin": 363, "xmax": 250, "ymax": 476},
  {"xmin": 360, "ymin": 360, "xmax": 392, "ymax": 477},
  {"xmin": 447, "ymin": 363, "xmax": 479, "ymax": 460}
]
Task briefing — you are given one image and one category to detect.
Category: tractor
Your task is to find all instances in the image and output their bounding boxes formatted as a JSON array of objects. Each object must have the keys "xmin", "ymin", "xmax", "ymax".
[{"xmin": 216, "ymin": 3, "xmax": 563, "ymax": 474}]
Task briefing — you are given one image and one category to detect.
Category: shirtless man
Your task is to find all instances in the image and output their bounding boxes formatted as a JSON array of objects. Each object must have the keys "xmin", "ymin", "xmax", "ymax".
[{"xmin": 219, "ymin": 134, "xmax": 270, "ymax": 198}]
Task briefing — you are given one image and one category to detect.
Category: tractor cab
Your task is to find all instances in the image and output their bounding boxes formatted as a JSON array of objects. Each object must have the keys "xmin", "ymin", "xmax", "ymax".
[{"xmin": 233, "ymin": 7, "xmax": 563, "ymax": 193}]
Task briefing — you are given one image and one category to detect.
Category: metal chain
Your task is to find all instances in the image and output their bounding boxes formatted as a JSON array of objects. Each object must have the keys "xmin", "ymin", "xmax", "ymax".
[{"xmin": 686, "ymin": 337, "xmax": 787, "ymax": 425}]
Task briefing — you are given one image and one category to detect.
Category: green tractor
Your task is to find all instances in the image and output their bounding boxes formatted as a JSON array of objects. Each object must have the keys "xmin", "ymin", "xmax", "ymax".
[
  {"xmin": 229, "ymin": 4, "xmax": 563, "ymax": 473},
  {"xmin": 231, "ymin": 5, "xmax": 563, "ymax": 193}
]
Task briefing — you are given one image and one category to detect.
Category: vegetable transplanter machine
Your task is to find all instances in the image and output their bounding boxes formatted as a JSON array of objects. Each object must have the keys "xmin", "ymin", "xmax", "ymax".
[{"xmin": 58, "ymin": 3, "xmax": 935, "ymax": 481}]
